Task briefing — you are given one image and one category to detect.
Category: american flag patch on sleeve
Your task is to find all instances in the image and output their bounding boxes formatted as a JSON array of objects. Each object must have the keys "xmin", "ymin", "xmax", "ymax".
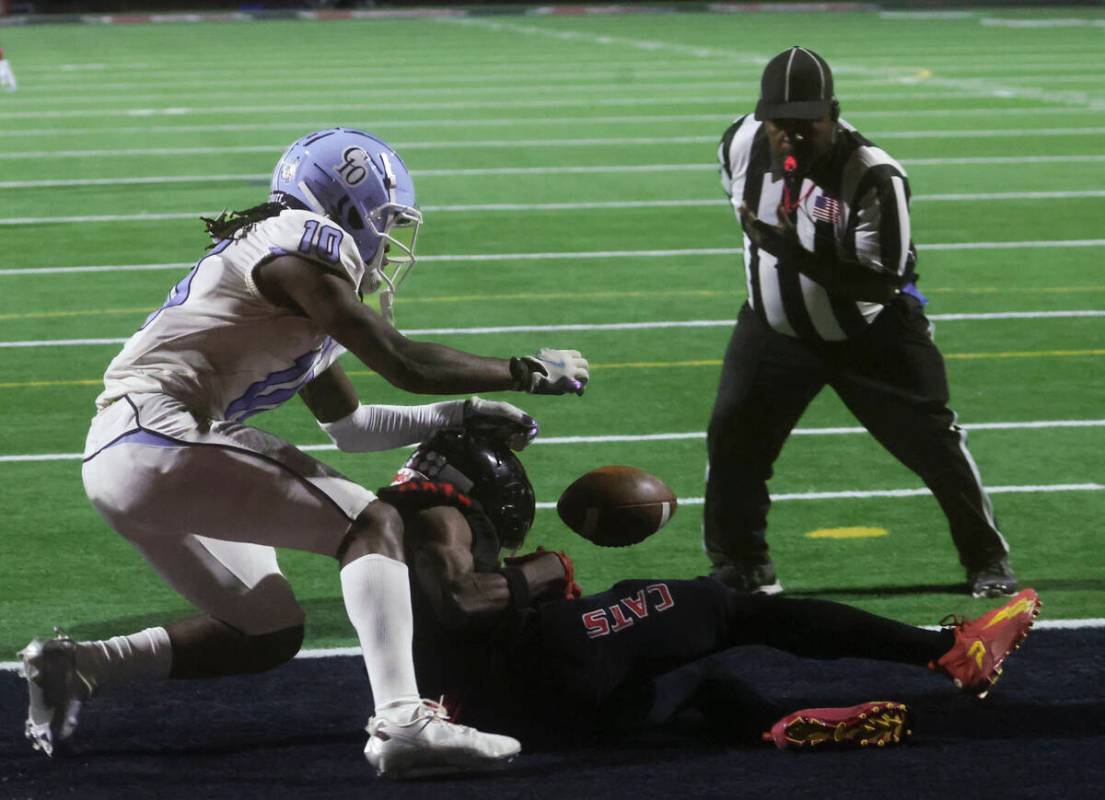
[{"xmin": 812, "ymin": 194, "xmax": 841, "ymax": 224}]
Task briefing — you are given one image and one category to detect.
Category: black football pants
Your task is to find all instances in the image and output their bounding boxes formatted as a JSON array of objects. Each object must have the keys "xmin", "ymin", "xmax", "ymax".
[
  {"xmin": 532, "ymin": 579, "xmax": 952, "ymax": 737},
  {"xmin": 703, "ymin": 297, "xmax": 1009, "ymax": 572}
]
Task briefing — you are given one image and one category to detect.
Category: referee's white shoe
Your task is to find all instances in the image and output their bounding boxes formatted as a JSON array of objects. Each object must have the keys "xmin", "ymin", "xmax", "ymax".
[{"xmin": 365, "ymin": 698, "xmax": 521, "ymax": 778}]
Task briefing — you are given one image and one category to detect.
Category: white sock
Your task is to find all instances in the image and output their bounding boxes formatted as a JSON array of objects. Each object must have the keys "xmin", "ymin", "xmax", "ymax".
[
  {"xmin": 75, "ymin": 626, "xmax": 174, "ymax": 696},
  {"xmin": 339, "ymin": 554, "xmax": 421, "ymax": 716}
]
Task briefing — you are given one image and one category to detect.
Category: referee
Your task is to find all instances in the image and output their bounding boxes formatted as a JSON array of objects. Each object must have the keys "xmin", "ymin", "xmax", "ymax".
[{"xmin": 706, "ymin": 46, "xmax": 1017, "ymax": 598}]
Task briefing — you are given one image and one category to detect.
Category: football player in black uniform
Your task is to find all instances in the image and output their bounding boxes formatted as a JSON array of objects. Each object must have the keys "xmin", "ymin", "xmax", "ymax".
[{"xmin": 382, "ymin": 426, "xmax": 1040, "ymax": 751}]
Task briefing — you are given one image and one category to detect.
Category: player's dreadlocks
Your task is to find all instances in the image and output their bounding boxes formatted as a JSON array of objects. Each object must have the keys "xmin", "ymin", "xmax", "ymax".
[{"xmin": 201, "ymin": 201, "xmax": 286, "ymax": 248}]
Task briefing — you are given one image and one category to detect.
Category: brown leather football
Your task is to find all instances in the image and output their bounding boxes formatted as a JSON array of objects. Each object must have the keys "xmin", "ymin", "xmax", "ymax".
[{"xmin": 556, "ymin": 465, "xmax": 678, "ymax": 547}]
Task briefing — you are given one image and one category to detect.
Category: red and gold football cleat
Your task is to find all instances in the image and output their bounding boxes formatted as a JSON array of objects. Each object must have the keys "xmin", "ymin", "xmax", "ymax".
[
  {"xmin": 932, "ymin": 588, "xmax": 1041, "ymax": 699},
  {"xmin": 763, "ymin": 701, "xmax": 911, "ymax": 751}
]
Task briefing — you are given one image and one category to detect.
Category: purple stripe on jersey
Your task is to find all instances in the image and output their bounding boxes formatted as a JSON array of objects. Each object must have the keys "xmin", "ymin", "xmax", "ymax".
[
  {"xmin": 223, "ymin": 337, "xmax": 335, "ymax": 421},
  {"xmin": 232, "ymin": 384, "xmax": 306, "ymax": 422},
  {"xmin": 105, "ymin": 429, "xmax": 184, "ymax": 450}
]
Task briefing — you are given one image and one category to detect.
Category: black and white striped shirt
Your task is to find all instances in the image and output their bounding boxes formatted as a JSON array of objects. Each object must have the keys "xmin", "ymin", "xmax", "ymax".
[{"xmin": 718, "ymin": 115, "xmax": 916, "ymax": 342}]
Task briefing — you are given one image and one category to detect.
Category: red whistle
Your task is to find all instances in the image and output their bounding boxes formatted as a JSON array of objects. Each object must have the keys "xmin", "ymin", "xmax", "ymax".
[{"xmin": 784, "ymin": 155, "xmax": 798, "ymax": 173}]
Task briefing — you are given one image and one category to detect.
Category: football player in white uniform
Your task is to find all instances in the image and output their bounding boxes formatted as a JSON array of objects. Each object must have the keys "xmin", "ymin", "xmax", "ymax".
[
  {"xmin": 19, "ymin": 128, "xmax": 589, "ymax": 779},
  {"xmin": 0, "ymin": 46, "xmax": 17, "ymax": 92}
]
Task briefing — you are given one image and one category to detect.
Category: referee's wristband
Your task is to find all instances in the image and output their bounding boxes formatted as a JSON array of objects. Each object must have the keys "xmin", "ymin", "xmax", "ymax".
[{"xmin": 495, "ymin": 565, "xmax": 531, "ymax": 613}]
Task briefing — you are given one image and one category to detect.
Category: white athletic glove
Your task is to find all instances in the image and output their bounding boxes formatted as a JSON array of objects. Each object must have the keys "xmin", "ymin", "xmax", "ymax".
[
  {"xmin": 510, "ymin": 348, "xmax": 589, "ymax": 396},
  {"xmin": 463, "ymin": 396, "xmax": 539, "ymax": 451}
]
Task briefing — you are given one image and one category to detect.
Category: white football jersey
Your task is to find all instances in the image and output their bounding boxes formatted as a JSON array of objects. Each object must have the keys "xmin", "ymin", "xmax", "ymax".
[{"xmin": 95, "ymin": 209, "xmax": 366, "ymax": 421}]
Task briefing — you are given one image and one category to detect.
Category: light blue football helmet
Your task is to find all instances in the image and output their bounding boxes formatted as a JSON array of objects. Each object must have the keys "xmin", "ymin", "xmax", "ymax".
[{"xmin": 270, "ymin": 128, "xmax": 422, "ymax": 317}]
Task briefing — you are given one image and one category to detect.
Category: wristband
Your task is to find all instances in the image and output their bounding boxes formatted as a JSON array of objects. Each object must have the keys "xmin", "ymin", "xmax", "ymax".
[
  {"xmin": 508, "ymin": 357, "xmax": 530, "ymax": 392},
  {"xmin": 495, "ymin": 565, "xmax": 531, "ymax": 613}
]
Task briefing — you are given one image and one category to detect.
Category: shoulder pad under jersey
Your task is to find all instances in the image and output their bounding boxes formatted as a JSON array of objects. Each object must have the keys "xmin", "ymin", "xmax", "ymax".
[{"xmin": 262, "ymin": 209, "xmax": 367, "ymax": 292}]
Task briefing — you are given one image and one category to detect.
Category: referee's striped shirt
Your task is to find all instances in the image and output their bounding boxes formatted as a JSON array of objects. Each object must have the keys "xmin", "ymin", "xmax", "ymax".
[{"xmin": 718, "ymin": 115, "xmax": 915, "ymax": 342}]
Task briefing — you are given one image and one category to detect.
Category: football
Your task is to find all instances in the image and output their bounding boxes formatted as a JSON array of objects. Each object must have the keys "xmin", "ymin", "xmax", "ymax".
[{"xmin": 556, "ymin": 465, "xmax": 678, "ymax": 547}]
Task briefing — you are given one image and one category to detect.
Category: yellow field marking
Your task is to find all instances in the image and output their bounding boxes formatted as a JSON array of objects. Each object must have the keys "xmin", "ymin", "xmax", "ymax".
[
  {"xmin": 945, "ymin": 348, "xmax": 1105, "ymax": 360},
  {"xmin": 0, "ymin": 291, "xmax": 734, "ymax": 322},
  {"xmin": 806, "ymin": 527, "xmax": 888, "ymax": 540},
  {"xmin": 0, "ymin": 307, "xmax": 148, "ymax": 322},
  {"xmin": 5, "ymin": 349, "xmax": 1103, "ymax": 390},
  {"xmin": 589, "ymin": 359, "xmax": 725, "ymax": 370},
  {"xmin": 346, "ymin": 360, "xmax": 725, "ymax": 378},
  {"xmin": 0, "ymin": 378, "xmax": 103, "ymax": 389},
  {"xmin": 6, "ymin": 286, "xmax": 1105, "ymax": 322},
  {"xmin": 926, "ymin": 286, "xmax": 1105, "ymax": 295}
]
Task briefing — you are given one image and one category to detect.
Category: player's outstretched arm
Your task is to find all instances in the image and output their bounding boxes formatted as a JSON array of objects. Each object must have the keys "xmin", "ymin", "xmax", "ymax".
[
  {"xmin": 258, "ymin": 254, "xmax": 588, "ymax": 395},
  {"xmin": 299, "ymin": 365, "xmax": 538, "ymax": 453},
  {"xmin": 404, "ymin": 506, "xmax": 568, "ymax": 631}
]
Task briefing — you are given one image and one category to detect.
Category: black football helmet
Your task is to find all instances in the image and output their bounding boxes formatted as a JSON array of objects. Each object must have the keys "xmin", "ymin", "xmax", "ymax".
[{"xmin": 396, "ymin": 428, "xmax": 536, "ymax": 550}]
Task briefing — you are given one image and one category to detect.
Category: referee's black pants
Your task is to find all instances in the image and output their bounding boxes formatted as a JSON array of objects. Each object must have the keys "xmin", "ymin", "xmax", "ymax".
[{"xmin": 703, "ymin": 297, "xmax": 1009, "ymax": 573}]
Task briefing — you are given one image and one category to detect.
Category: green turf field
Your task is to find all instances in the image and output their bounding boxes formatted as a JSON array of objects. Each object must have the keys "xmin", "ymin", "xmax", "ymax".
[{"xmin": 1, "ymin": 6, "xmax": 1103, "ymax": 657}]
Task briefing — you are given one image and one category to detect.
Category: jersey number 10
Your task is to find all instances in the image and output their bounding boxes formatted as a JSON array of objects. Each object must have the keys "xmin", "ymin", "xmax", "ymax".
[{"xmin": 298, "ymin": 219, "xmax": 344, "ymax": 265}]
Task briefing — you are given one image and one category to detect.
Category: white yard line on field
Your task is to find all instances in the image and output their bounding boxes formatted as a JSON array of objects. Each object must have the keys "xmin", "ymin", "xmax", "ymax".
[
  {"xmin": 3, "ymin": 239, "xmax": 1105, "ymax": 277},
  {"xmin": 9, "ymin": 73, "xmax": 1102, "ymax": 108},
  {"xmin": 4, "ymin": 421, "xmax": 1105, "ymax": 463},
  {"xmin": 4, "ymin": 190, "xmax": 1105, "ymax": 226},
  {"xmin": 440, "ymin": 17, "xmax": 1105, "ymax": 112},
  {"xmin": 0, "ymin": 91, "xmax": 1045, "ymax": 121},
  {"xmin": 8, "ymin": 420, "xmax": 1104, "ymax": 461},
  {"xmin": 980, "ymin": 17, "xmax": 1105, "ymax": 28},
  {"xmin": 1, "ymin": 311, "xmax": 1102, "ymax": 349},
  {"xmin": 2, "ymin": 128, "xmax": 1105, "ymax": 160},
  {"xmin": 1, "ymin": 616, "xmax": 1103, "ymax": 669},
  {"xmin": 2, "ymin": 106, "xmax": 1103, "ymax": 141},
  {"xmin": 4, "ymin": 154, "xmax": 1105, "ymax": 190}
]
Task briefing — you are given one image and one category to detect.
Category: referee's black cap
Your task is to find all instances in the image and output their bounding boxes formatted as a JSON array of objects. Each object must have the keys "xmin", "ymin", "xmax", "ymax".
[{"xmin": 755, "ymin": 46, "xmax": 835, "ymax": 120}]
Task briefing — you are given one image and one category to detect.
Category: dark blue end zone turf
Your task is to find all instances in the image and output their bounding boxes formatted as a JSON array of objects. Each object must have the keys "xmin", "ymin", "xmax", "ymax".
[{"xmin": 2, "ymin": 628, "xmax": 1103, "ymax": 800}]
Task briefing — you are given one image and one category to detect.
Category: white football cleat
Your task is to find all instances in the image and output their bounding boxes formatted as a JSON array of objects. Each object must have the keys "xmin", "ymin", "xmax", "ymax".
[
  {"xmin": 19, "ymin": 631, "xmax": 91, "ymax": 756},
  {"xmin": 364, "ymin": 699, "xmax": 521, "ymax": 779}
]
